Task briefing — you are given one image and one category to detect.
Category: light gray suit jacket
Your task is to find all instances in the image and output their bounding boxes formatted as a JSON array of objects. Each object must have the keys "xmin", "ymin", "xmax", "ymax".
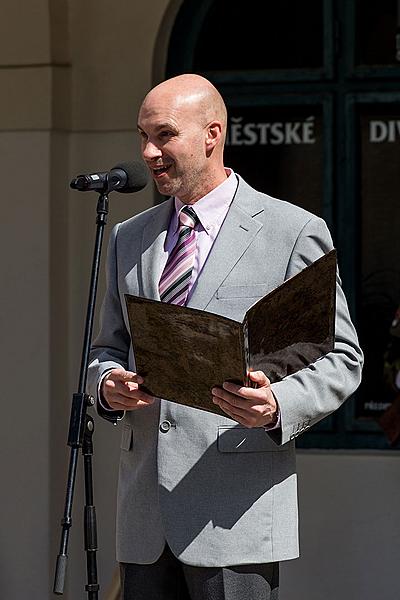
[{"xmin": 87, "ymin": 175, "xmax": 363, "ymax": 567}]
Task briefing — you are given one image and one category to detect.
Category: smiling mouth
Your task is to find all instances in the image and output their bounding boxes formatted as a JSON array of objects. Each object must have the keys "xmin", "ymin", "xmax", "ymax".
[{"xmin": 152, "ymin": 165, "xmax": 171, "ymax": 177}]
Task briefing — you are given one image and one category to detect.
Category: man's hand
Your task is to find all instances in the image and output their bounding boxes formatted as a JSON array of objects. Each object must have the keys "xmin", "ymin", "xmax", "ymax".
[
  {"xmin": 102, "ymin": 368, "xmax": 155, "ymax": 411},
  {"xmin": 212, "ymin": 370, "xmax": 278, "ymax": 428}
]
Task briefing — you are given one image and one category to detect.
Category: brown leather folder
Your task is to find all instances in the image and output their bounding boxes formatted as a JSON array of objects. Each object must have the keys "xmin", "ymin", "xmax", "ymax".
[{"xmin": 124, "ymin": 249, "xmax": 336, "ymax": 416}]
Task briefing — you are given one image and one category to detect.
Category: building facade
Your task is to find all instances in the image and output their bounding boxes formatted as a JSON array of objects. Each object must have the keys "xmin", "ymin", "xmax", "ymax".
[{"xmin": 1, "ymin": 1, "xmax": 399, "ymax": 598}]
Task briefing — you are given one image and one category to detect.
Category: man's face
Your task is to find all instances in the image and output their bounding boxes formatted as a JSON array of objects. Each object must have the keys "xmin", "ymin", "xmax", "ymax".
[{"xmin": 137, "ymin": 95, "xmax": 209, "ymax": 204}]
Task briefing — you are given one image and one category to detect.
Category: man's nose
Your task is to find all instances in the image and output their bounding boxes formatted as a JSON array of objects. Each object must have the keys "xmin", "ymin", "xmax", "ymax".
[{"xmin": 142, "ymin": 140, "xmax": 162, "ymax": 160}]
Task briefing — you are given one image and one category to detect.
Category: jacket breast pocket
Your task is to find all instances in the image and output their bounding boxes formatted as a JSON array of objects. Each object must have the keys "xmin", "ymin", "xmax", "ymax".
[
  {"xmin": 216, "ymin": 283, "xmax": 269, "ymax": 299},
  {"xmin": 217, "ymin": 426, "xmax": 288, "ymax": 453}
]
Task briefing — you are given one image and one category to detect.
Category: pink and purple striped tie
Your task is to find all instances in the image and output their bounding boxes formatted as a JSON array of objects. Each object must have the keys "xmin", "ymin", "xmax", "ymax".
[{"xmin": 159, "ymin": 205, "xmax": 199, "ymax": 305}]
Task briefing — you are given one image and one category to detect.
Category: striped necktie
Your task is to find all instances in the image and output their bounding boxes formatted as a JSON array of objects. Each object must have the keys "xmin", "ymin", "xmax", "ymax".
[{"xmin": 159, "ymin": 205, "xmax": 199, "ymax": 305}]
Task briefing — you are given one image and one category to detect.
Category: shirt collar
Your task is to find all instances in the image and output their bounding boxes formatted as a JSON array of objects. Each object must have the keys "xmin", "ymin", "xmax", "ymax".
[{"xmin": 173, "ymin": 168, "xmax": 237, "ymax": 235}]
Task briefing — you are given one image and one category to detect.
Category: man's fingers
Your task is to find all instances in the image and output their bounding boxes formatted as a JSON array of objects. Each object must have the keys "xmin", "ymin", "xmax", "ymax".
[
  {"xmin": 213, "ymin": 396, "xmax": 251, "ymax": 420},
  {"xmin": 217, "ymin": 383, "xmax": 265, "ymax": 402},
  {"xmin": 219, "ymin": 371, "xmax": 271, "ymax": 400},
  {"xmin": 213, "ymin": 393, "xmax": 276, "ymax": 429},
  {"xmin": 107, "ymin": 368, "xmax": 144, "ymax": 384},
  {"xmin": 102, "ymin": 368, "xmax": 153, "ymax": 411},
  {"xmin": 212, "ymin": 377, "xmax": 277, "ymax": 429},
  {"xmin": 106, "ymin": 385, "xmax": 155, "ymax": 409},
  {"xmin": 104, "ymin": 378, "xmax": 142, "ymax": 396},
  {"xmin": 105, "ymin": 380, "xmax": 154, "ymax": 403},
  {"xmin": 212, "ymin": 396, "xmax": 264, "ymax": 428},
  {"xmin": 213, "ymin": 389, "xmax": 269, "ymax": 416},
  {"xmin": 248, "ymin": 370, "xmax": 270, "ymax": 386},
  {"xmin": 213, "ymin": 385, "xmax": 259, "ymax": 406}
]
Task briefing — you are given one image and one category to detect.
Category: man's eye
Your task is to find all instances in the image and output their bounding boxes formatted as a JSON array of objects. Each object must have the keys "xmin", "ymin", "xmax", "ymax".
[{"xmin": 159, "ymin": 131, "xmax": 173, "ymax": 139}]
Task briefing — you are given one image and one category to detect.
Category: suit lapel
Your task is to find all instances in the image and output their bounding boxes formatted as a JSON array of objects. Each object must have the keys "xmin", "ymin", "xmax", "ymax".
[
  {"xmin": 140, "ymin": 198, "xmax": 174, "ymax": 300},
  {"xmin": 187, "ymin": 179, "xmax": 264, "ymax": 311}
]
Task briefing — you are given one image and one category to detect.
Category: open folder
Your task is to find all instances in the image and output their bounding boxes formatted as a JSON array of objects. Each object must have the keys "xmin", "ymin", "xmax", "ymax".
[{"xmin": 124, "ymin": 249, "xmax": 336, "ymax": 416}]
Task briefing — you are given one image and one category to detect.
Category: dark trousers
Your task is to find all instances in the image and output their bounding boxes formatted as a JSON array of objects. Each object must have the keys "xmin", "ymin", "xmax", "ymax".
[{"xmin": 120, "ymin": 545, "xmax": 279, "ymax": 600}]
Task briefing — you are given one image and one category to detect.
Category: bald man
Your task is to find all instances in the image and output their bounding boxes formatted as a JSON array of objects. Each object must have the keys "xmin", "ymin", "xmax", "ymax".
[{"xmin": 88, "ymin": 74, "xmax": 363, "ymax": 600}]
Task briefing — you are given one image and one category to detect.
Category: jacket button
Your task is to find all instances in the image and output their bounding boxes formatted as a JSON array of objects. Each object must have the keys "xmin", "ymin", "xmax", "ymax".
[{"xmin": 160, "ymin": 420, "xmax": 172, "ymax": 433}]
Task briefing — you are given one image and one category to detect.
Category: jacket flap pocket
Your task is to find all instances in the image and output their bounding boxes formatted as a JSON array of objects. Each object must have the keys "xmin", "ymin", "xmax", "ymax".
[
  {"xmin": 218, "ymin": 426, "xmax": 287, "ymax": 453},
  {"xmin": 120, "ymin": 424, "xmax": 133, "ymax": 451},
  {"xmin": 216, "ymin": 283, "xmax": 268, "ymax": 299}
]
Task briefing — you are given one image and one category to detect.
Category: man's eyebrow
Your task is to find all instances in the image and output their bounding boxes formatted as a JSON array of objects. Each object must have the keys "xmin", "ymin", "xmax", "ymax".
[
  {"xmin": 154, "ymin": 123, "xmax": 177, "ymax": 131},
  {"xmin": 137, "ymin": 123, "xmax": 178, "ymax": 133}
]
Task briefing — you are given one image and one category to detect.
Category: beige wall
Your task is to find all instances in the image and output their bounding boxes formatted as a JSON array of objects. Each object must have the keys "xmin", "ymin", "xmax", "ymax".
[
  {"xmin": 283, "ymin": 452, "xmax": 400, "ymax": 600},
  {"xmin": 1, "ymin": 130, "xmax": 51, "ymax": 598},
  {"xmin": 0, "ymin": 1, "xmax": 172, "ymax": 598},
  {"xmin": 0, "ymin": 1, "xmax": 399, "ymax": 599}
]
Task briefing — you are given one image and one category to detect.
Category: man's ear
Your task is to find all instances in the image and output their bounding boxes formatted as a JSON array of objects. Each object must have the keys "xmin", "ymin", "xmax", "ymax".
[{"xmin": 205, "ymin": 121, "xmax": 222, "ymax": 154}]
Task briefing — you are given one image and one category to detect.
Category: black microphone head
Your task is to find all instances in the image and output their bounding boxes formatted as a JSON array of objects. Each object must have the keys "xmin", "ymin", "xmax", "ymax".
[{"xmin": 113, "ymin": 161, "xmax": 148, "ymax": 193}]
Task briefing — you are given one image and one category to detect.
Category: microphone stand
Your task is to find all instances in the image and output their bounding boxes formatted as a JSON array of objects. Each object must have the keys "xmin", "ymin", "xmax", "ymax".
[{"xmin": 54, "ymin": 184, "xmax": 111, "ymax": 598}]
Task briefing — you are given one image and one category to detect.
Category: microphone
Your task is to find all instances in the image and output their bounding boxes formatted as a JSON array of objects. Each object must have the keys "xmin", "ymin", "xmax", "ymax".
[{"xmin": 70, "ymin": 161, "xmax": 148, "ymax": 193}]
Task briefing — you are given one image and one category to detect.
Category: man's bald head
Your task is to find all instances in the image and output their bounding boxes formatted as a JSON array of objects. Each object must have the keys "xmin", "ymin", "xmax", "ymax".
[
  {"xmin": 137, "ymin": 74, "xmax": 228, "ymax": 203},
  {"xmin": 140, "ymin": 74, "xmax": 227, "ymax": 144}
]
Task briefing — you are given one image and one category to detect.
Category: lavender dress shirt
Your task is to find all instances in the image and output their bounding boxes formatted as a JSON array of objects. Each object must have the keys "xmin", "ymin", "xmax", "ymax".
[{"xmin": 164, "ymin": 168, "xmax": 238, "ymax": 301}]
